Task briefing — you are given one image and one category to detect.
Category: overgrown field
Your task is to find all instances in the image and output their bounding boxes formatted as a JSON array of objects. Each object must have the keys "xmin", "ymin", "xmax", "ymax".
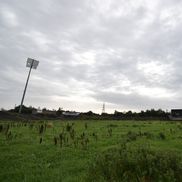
[{"xmin": 0, "ymin": 120, "xmax": 182, "ymax": 182}]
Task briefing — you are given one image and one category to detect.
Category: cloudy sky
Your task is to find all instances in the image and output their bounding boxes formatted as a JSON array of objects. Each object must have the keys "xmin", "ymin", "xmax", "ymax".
[{"xmin": 1, "ymin": 0, "xmax": 182, "ymax": 113}]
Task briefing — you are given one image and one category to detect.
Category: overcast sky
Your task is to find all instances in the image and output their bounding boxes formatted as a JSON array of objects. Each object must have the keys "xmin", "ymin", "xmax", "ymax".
[{"xmin": 1, "ymin": 0, "xmax": 182, "ymax": 113}]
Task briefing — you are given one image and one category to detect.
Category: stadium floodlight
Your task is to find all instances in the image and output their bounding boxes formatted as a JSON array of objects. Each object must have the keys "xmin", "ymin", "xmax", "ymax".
[
  {"xmin": 26, "ymin": 58, "xmax": 39, "ymax": 69},
  {"xmin": 19, "ymin": 58, "xmax": 39, "ymax": 114}
]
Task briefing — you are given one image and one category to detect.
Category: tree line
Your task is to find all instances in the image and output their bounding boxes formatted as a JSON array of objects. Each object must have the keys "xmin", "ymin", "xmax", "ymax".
[{"xmin": 6, "ymin": 105, "xmax": 170, "ymax": 120}]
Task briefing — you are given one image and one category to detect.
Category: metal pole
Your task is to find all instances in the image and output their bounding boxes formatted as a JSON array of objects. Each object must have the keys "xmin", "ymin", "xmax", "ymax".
[{"xmin": 19, "ymin": 61, "xmax": 34, "ymax": 114}]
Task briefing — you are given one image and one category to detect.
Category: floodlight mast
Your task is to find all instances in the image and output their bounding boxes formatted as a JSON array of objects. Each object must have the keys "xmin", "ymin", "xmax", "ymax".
[{"xmin": 19, "ymin": 58, "xmax": 39, "ymax": 114}]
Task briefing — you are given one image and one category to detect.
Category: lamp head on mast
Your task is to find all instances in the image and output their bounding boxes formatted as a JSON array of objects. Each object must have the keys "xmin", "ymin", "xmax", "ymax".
[{"xmin": 26, "ymin": 58, "xmax": 39, "ymax": 69}]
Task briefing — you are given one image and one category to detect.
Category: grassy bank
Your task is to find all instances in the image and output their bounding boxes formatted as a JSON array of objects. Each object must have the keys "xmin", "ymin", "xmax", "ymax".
[{"xmin": 0, "ymin": 120, "xmax": 182, "ymax": 181}]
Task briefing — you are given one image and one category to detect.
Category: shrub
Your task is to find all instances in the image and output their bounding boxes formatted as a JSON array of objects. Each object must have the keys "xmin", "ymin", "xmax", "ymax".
[
  {"xmin": 0, "ymin": 124, "xmax": 3, "ymax": 132},
  {"xmin": 107, "ymin": 124, "xmax": 118, "ymax": 128},
  {"xmin": 143, "ymin": 131, "xmax": 154, "ymax": 139},
  {"xmin": 66, "ymin": 123, "xmax": 72, "ymax": 132},
  {"xmin": 132, "ymin": 124, "xmax": 138, "ymax": 127},
  {"xmin": 87, "ymin": 146, "xmax": 182, "ymax": 182},
  {"xmin": 159, "ymin": 132, "xmax": 166, "ymax": 140},
  {"xmin": 126, "ymin": 131, "xmax": 138, "ymax": 141}
]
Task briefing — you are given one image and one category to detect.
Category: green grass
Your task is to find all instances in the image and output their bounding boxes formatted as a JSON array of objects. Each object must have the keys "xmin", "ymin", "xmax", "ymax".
[{"xmin": 0, "ymin": 120, "xmax": 182, "ymax": 182}]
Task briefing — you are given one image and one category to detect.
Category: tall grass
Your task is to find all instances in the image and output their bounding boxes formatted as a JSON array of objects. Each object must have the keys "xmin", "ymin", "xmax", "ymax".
[{"xmin": 87, "ymin": 145, "xmax": 182, "ymax": 182}]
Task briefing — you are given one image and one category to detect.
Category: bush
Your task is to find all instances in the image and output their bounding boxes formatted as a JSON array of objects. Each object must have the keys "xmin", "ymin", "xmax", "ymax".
[
  {"xmin": 143, "ymin": 131, "xmax": 154, "ymax": 139},
  {"xmin": 87, "ymin": 146, "xmax": 182, "ymax": 182},
  {"xmin": 126, "ymin": 131, "xmax": 138, "ymax": 141},
  {"xmin": 107, "ymin": 124, "xmax": 118, "ymax": 128},
  {"xmin": 159, "ymin": 132, "xmax": 166, "ymax": 140}
]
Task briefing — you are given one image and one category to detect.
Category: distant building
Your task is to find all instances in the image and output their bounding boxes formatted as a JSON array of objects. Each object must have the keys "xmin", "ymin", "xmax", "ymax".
[
  {"xmin": 42, "ymin": 110, "xmax": 57, "ymax": 115},
  {"xmin": 32, "ymin": 107, "xmax": 42, "ymax": 114},
  {"xmin": 62, "ymin": 111, "xmax": 80, "ymax": 116},
  {"xmin": 32, "ymin": 109, "xmax": 56, "ymax": 115},
  {"xmin": 169, "ymin": 109, "xmax": 182, "ymax": 120}
]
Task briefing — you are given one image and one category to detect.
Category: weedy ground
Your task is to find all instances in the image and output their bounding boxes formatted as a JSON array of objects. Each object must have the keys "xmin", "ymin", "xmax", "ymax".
[{"xmin": 0, "ymin": 120, "xmax": 182, "ymax": 182}]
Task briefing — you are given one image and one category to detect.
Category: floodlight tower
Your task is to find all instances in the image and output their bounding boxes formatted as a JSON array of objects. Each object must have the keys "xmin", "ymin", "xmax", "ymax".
[{"xmin": 19, "ymin": 58, "xmax": 39, "ymax": 114}]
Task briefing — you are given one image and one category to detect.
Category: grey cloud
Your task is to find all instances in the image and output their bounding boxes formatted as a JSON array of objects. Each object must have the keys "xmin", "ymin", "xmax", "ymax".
[
  {"xmin": 93, "ymin": 91, "xmax": 179, "ymax": 111},
  {"xmin": 1, "ymin": 0, "xmax": 182, "ymax": 112}
]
